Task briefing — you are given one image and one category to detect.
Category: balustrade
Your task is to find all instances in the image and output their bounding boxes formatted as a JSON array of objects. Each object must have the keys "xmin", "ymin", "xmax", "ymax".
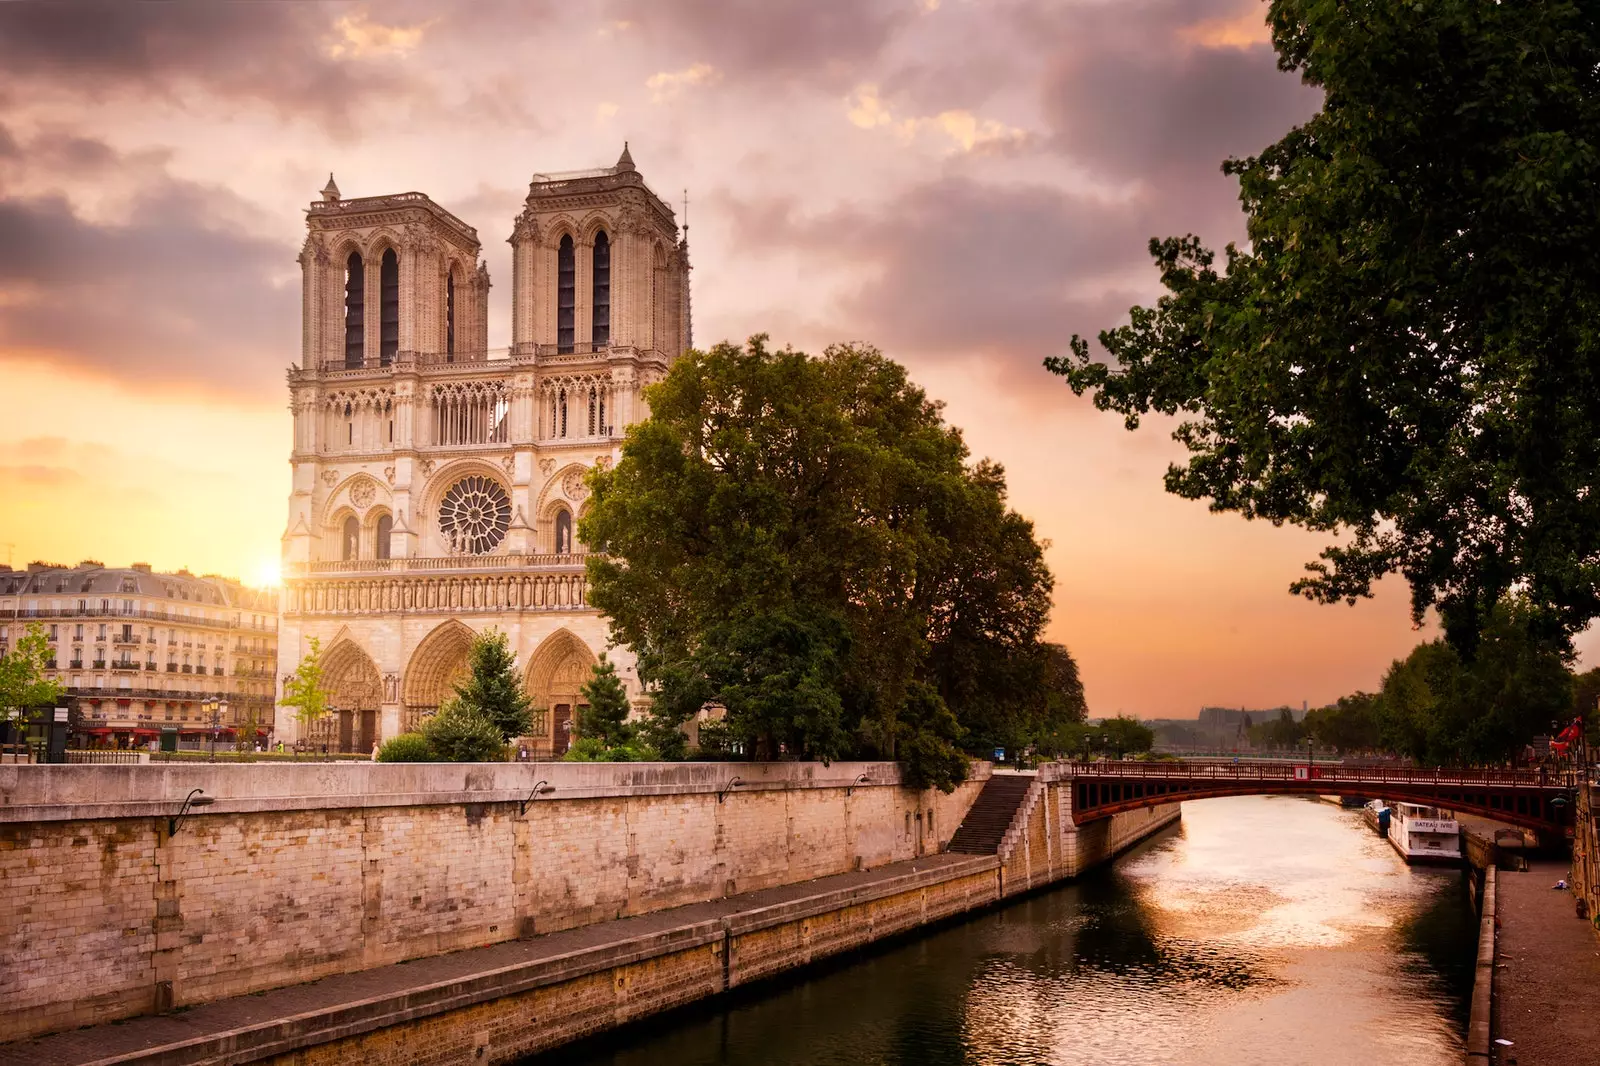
[{"xmin": 283, "ymin": 568, "xmax": 589, "ymax": 616}]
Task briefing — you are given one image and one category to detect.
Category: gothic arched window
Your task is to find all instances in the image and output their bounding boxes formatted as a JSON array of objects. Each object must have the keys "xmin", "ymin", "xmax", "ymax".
[
  {"xmin": 344, "ymin": 251, "xmax": 365, "ymax": 369},
  {"xmin": 555, "ymin": 509, "xmax": 573, "ymax": 555},
  {"xmin": 375, "ymin": 514, "xmax": 393, "ymax": 560},
  {"xmin": 557, "ymin": 235, "xmax": 575, "ymax": 353},
  {"xmin": 342, "ymin": 516, "xmax": 359, "ymax": 561},
  {"xmin": 592, "ymin": 230, "xmax": 611, "ymax": 348},
  {"xmin": 379, "ymin": 248, "xmax": 399, "ymax": 365},
  {"xmin": 558, "ymin": 388, "xmax": 568, "ymax": 438},
  {"xmin": 446, "ymin": 271, "xmax": 456, "ymax": 359},
  {"xmin": 588, "ymin": 386, "xmax": 597, "ymax": 436}
]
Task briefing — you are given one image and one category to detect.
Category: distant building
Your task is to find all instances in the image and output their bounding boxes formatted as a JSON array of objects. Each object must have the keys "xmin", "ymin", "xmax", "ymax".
[
  {"xmin": 0, "ymin": 561, "xmax": 278, "ymax": 749},
  {"xmin": 277, "ymin": 147, "xmax": 689, "ymax": 754}
]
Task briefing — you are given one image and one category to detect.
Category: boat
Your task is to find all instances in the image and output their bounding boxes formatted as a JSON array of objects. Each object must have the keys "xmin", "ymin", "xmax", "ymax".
[
  {"xmin": 1362, "ymin": 799, "xmax": 1391, "ymax": 837},
  {"xmin": 1385, "ymin": 802, "xmax": 1462, "ymax": 864}
]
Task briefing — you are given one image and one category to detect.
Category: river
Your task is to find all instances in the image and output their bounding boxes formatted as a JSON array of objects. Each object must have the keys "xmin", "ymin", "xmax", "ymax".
[{"xmin": 532, "ymin": 794, "xmax": 1476, "ymax": 1066}]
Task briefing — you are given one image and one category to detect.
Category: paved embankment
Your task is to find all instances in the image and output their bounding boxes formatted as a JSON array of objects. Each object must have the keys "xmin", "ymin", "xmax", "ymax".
[
  {"xmin": 1490, "ymin": 859, "xmax": 1600, "ymax": 1066},
  {"xmin": 0, "ymin": 853, "xmax": 998, "ymax": 1066}
]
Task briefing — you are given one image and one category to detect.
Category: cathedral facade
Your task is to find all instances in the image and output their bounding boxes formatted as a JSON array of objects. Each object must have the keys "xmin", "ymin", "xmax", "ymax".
[{"xmin": 275, "ymin": 147, "xmax": 689, "ymax": 753}]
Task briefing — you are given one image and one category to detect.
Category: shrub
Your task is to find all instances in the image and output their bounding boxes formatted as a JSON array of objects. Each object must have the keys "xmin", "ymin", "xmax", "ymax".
[
  {"xmin": 377, "ymin": 733, "xmax": 433, "ymax": 762},
  {"xmin": 422, "ymin": 698, "xmax": 507, "ymax": 762}
]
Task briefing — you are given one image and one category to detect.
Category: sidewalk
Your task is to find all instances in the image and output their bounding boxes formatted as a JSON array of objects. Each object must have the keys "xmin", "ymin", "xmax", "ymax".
[
  {"xmin": 1491, "ymin": 859, "xmax": 1600, "ymax": 1065},
  {"xmin": 0, "ymin": 852, "xmax": 987, "ymax": 1066}
]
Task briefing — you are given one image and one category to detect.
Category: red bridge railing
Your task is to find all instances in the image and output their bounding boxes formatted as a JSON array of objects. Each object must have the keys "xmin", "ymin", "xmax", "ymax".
[{"xmin": 1061, "ymin": 761, "xmax": 1576, "ymax": 790}]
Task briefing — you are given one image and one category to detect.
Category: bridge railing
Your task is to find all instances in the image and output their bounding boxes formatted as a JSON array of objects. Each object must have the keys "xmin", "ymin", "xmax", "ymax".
[{"xmin": 1061, "ymin": 761, "xmax": 1575, "ymax": 789}]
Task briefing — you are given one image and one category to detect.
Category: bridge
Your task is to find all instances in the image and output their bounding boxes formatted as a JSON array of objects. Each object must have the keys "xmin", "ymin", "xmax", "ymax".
[{"xmin": 1065, "ymin": 761, "xmax": 1578, "ymax": 833}]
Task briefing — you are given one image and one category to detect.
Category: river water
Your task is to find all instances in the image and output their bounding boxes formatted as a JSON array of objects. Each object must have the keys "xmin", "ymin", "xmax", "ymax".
[{"xmin": 534, "ymin": 795, "xmax": 1475, "ymax": 1066}]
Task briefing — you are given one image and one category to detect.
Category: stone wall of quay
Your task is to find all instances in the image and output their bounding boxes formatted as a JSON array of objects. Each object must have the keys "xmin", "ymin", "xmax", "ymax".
[
  {"xmin": 0, "ymin": 760, "xmax": 986, "ymax": 1043},
  {"xmin": 995, "ymin": 767, "xmax": 1181, "ymax": 895}
]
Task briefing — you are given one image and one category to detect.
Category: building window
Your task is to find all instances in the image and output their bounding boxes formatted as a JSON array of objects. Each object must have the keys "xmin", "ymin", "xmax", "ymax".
[
  {"xmin": 49, "ymin": 624, "xmax": 57, "ymax": 640},
  {"xmin": 344, "ymin": 251, "xmax": 365, "ymax": 369},
  {"xmin": 558, "ymin": 389, "xmax": 568, "ymax": 438},
  {"xmin": 342, "ymin": 516, "xmax": 360, "ymax": 561},
  {"xmin": 446, "ymin": 272, "xmax": 456, "ymax": 357},
  {"xmin": 555, "ymin": 509, "xmax": 573, "ymax": 555},
  {"xmin": 588, "ymin": 387, "xmax": 597, "ymax": 436},
  {"xmin": 592, "ymin": 230, "xmax": 610, "ymax": 347},
  {"xmin": 557, "ymin": 234, "xmax": 575, "ymax": 353},
  {"xmin": 376, "ymin": 513, "xmax": 393, "ymax": 560},
  {"xmin": 380, "ymin": 248, "xmax": 399, "ymax": 365}
]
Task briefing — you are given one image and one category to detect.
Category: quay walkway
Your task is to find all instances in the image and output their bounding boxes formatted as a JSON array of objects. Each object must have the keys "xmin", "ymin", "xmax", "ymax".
[
  {"xmin": 1490, "ymin": 859, "xmax": 1600, "ymax": 1066},
  {"xmin": 0, "ymin": 853, "xmax": 994, "ymax": 1066}
]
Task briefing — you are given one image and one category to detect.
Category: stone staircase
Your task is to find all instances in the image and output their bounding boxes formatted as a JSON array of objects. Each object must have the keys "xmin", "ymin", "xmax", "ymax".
[{"xmin": 945, "ymin": 773, "xmax": 1036, "ymax": 854}]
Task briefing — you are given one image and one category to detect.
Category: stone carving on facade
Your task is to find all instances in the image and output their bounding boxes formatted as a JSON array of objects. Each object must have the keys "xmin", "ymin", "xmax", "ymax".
[
  {"xmin": 383, "ymin": 674, "xmax": 400, "ymax": 702},
  {"xmin": 501, "ymin": 454, "xmax": 515, "ymax": 474},
  {"xmin": 349, "ymin": 478, "xmax": 377, "ymax": 510},
  {"xmin": 383, "ymin": 466, "xmax": 396, "ymax": 485},
  {"xmin": 539, "ymin": 458, "xmax": 556, "ymax": 476},
  {"xmin": 321, "ymin": 469, "xmax": 340, "ymax": 486},
  {"xmin": 562, "ymin": 468, "xmax": 590, "ymax": 501},
  {"xmin": 419, "ymin": 459, "xmax": 435, "ymax": 476},
  {"xmin": 594, "ymin": 455, "xmax": 612, "ymax": 471}
]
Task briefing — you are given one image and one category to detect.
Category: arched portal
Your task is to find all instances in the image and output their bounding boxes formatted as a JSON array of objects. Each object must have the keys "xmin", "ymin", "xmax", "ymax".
[
  {"xmin": 523, "ymin": 629, "xmax": 598, "ymax": 756},
  {"xmin": 402, "ymin": 620, "xmax": 475, "ymax": 732},
  {"xmin": 315, "ymin": 640, "xmax": 382, "ymax": 753}
]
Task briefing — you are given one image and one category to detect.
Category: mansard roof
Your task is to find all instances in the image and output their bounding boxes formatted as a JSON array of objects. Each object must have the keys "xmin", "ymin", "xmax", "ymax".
[{"xmin": 0, "ymin": 562, "xmax": 276, "ymax": 609}]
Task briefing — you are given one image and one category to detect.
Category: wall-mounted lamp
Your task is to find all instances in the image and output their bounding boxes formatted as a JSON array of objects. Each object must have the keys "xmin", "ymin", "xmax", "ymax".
[
  {"xmin": 169, "ymin": 788, "xmax": 215, "ymax": 836},
  {"xmin": 519, "ymin": 780, "xmax": 555, "ymax": 815},
  {"xmin": 718, "ymin": 776, "xmax": 743, "ymax": 804},
  {"xmin": 847, "ymin": 774, "xmax": 872, "ymax": 797}
]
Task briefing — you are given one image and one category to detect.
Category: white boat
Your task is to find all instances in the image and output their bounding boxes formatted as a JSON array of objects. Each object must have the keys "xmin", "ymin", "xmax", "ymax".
[
  {"xmin": 1362, "ymin": 799, "xmax": 1391, "ymax": 836},
  {"xmin": 1386, "ymin": 802, "xmax": 1462, "ymax": 864}
]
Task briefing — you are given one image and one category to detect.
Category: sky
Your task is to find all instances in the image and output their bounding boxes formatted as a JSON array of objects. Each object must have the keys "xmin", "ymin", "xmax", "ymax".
[{"xmin": 4, "ymin": 0, "xmax": 1586, "ymax": 717}]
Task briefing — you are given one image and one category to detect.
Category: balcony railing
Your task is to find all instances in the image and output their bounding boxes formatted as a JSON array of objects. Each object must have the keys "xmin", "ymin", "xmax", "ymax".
[
  {"xmin": 91, "ymin": 660, "xmax": 106, "ymax": 669},
  {"xmin": 287, "ymin": 552, "xmax": 588, "ymax": 577},
  {"xmin": 1, "ymin": 607, "xmax": 246, "ymax": 630}
]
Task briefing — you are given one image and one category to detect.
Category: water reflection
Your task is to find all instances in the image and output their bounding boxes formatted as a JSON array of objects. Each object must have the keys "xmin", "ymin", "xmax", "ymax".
[{"xmin": 533, "ymin": 795, "xmax": 1473, "ymax": 1066}]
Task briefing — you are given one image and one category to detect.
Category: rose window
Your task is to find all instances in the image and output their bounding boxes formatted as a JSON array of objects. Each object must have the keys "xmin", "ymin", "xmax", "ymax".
[{"xmin": 438, "ymin": 475, "xmax": 511, "ymax": 554}]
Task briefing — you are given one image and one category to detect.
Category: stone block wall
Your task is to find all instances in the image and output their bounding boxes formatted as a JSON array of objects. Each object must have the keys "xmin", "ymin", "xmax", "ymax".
[{"xmin": 0, "ymin": 760, "xmax": 986, "ymax": 1042}]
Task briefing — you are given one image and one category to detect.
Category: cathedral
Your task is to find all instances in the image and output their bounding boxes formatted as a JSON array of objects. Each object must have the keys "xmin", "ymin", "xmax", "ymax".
[{"xmin": 274, "ymin": 146, "xmax": 690, "ymax": 754}]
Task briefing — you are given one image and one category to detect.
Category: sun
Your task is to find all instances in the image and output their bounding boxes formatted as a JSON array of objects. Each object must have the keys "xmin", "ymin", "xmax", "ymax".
[{"xmin": 250, "ymin": 558, "xmax": 283, "ymax": 588}]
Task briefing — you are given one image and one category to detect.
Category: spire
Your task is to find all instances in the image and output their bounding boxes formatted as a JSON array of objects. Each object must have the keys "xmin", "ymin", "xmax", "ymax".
[
  {"xmin": 615, "ymin": 141, "xmax": 636, "ymax": 172},
  {"xmin": 320, "ymin": 173, "xmax": 340, "ymax": 202}
]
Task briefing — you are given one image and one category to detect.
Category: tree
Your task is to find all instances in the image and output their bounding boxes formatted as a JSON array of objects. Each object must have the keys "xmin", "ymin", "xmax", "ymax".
[
  {"xmin": 582, "ymin": 336, "xmax": 1056, "ymax": 790},
  {"xmin": 280, "ymin": 637, "xmax": 331, "ymax": 736},
  {"xmin": 1371, "ymin": 600, "xmax": 1572, "ymax": 764},
  {"xmin": 1304, "ymin": 692, "xmax": 1380, "ymax": 754},
  {"xmin": 421, "ymin": 698, "xmax": 505, "ymax": 762},
  {"xmin": 0, "ymin": 623, "xmax": 64, "ymax": 739},
  {"xmin": 577, "ymin": 655, "xmax": 633, "ymax": 748},
  {"xmin": 1100, "ymin": 715, "xmax": 1155, "ymax": 757},
  {"xmin": 1049, "ymin": 1, "xmax": 1600, "ymax": 654},
  {"xmin": 452, "ymin": 630, "xmax": 534, "ymax": 741}
]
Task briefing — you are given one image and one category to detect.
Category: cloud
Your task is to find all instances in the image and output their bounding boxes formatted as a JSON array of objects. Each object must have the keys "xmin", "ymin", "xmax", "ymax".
[
  {"xmin": 0, "ymin": 132, "xmax": 297, "ymax": 393},
  {"xmin": 646, "ymin": 62, "xmax": 722, "ymax": 102},
  {"xmin": 604, "ymin": 0, "xmax": 911, "ymax": 87},
  {"xmin": 1025, "ymin": 0, "xmax": 1320, "ymax": 178},
  {"xmin": 0, "ymin": 0, "xmax": 423, "ymax": 132},
  {"xmin": 846, "ymin": 85, "xmax": 1029, "ymax": 154}
]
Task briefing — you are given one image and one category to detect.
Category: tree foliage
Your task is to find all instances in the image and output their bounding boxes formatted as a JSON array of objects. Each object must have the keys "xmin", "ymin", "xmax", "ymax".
[
  {"xmin": 281, "ymin": 637, "xmax": 330, "ymax": 730},
  {"xmin": 0, "ymin": 623, "xmax": 64, "ymax": 736},
  {"xmin": 377, "ymin": 732, "xmax": 433, "ymax": 762},
  {"xmin": 453, "ymin": 630, "xmax": 534, "ymax": 741},
  {"xmin": 421, "ymin": 698, "xmax": 506, "ymax": 762},
  {"xmin": 1304, "ymin": 692, "xmax": 1380, "ymax": 754},
  {"xmin": 1049, "ymin": 1, "xmax": 1600, "ymax": 653},
  {"xmin": 577, "ymin": 654, "xmax": 633, "ymax": 748},
  {"xmin": 582, "ymin": 336, "xmax": 1060, "ymax": 790}
]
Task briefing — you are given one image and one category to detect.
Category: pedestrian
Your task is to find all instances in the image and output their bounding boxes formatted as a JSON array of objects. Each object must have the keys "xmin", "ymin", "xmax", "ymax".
[{"xmin": 371, "ymin": 740, "xmax": 380, "ymax": 762}]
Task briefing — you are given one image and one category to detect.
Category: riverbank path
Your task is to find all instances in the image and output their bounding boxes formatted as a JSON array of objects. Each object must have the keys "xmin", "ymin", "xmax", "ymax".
[{"xmin": 1492, "ymin": 859, "xmax": 1600, "ymax": 1065}]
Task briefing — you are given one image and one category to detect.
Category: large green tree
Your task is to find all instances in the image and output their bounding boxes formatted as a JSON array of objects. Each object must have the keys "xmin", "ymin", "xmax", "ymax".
[
  {"xmin": 582, "ymin": 336, "xmax": 1056, "ymax": 790},
  {"xmin": 577, "ymin": 655, "xmax": 633, "ymax": 748},
  {"xmin": 1050, "ymin": 1, "xmax": 1600, "ymax": 653},
  {"xmin": 280, "ymin": 637, "xmax": 331, "ymax": 735}
]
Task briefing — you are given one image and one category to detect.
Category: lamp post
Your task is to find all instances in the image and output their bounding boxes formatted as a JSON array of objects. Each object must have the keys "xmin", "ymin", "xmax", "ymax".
[{"xmin": 202, "ymin": 698, "xmax": 218, "ymax": 762}]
